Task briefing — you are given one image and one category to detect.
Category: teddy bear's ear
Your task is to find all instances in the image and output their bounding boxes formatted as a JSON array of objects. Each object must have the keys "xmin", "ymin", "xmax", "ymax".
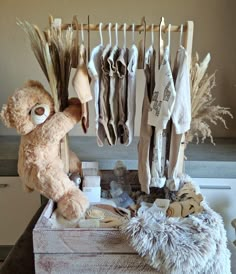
[
  {"xmin": 0, "ymin": 104, "xmax": 13, "ymax": 128},
  {"xmin": 24, "ymin": 80, "xmax": 45, "ymax": 90}
]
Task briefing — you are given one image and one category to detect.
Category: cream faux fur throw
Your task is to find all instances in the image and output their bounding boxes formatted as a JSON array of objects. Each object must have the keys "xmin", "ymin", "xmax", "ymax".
[{"xmin": 122, "ymin": 202, "xmax": 231, "ymax": 274}]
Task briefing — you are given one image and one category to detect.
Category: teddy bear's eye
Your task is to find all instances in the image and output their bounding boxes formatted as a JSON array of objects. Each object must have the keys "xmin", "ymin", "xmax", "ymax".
[{"xmin": 30, "ymin": 104, "xmax": 50, "ymax": 125}]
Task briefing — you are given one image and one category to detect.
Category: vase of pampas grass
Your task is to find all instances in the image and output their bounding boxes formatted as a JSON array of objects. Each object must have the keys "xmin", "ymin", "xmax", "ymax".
[{"xmin": 186, "ymin": 52, "xmax": 233, "ymax": 145}]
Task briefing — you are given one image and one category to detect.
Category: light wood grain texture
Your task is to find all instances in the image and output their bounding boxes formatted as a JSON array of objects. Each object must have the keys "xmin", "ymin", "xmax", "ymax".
[
  {"xmin": 33, "ymin": 228, "xmax": 135, "ymax": 254},
  {"xmin": 33, "ymin": 201, "xmax": 135, "ymax": 254},
  {"xmin": 33, "ymin": 200, "xmax": 157, "ymax": 273},
  {"xmin": 61, "ymin": 22, "xmax": 188, "ymax": 33},
  {"xmin": 35, "ymin": 254, "xmax": 156, "ymax": 274}
]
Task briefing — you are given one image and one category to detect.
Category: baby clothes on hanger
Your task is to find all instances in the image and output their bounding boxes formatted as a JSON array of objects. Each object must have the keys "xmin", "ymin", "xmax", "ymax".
[
  {"xmin": 88, "ymin": 43, "xmax": 105, "ymax": 146},
  {"xmin": 72, "ymin": 22, "xmax": 92, "ymax": 134},
  {"xmin": 138, "ymin": 45, "xmax": 156, "ymax": 194},
  {"xmin": 148, "ymin": 25, "xmax": 176, "ymax": 188},
  {"xmin": 125, "ymin": 43, "xmax": 138, "ymax": 146},
  {"xmin": 99, "ymin": 43, "xmax": 113, "ymax": 145},
  {"xmin": 72, "ymin": 42, "xmax": 92, "ymax": 133},
  {"xmin": 107, "ymin": 25, "xmax": 120, "ymax": 145},
  {"xmin": 117, "ymin": 46, "xmax": 129, "ymax": 144},
  {"xmin": 72, "ymin": 43, "xmax": 93, "ymax": 104},
  {"xmin": 167, "ymin": 26, "xmax": 191, "ymax": 190}
]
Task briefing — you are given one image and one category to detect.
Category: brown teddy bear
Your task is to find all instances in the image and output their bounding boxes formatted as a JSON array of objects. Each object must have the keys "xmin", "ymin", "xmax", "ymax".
[{"xmin": 0, "ymin": 80, "xmax": 89, "ymax": 220}]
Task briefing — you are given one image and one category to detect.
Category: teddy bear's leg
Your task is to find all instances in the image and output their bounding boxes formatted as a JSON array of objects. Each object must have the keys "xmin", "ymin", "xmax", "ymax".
[{"xmin": 37, "ymin": 164, "xmax": 89, "ymax": 220}]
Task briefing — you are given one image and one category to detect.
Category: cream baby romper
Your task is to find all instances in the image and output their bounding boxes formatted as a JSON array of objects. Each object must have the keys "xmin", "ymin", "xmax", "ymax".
[
  {"xmin": 138, "ymin": 45, "xmax": 156, "ymax": 194},
  {"xmin": 125, "ymin": 44, "xmax": 138, "ymax": 146}
]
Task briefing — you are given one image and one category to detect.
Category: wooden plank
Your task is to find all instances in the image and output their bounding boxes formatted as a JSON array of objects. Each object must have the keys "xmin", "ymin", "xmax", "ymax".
[
  {"xmin": 34, "ymin": 200, "xmax": 54, "ymax": 228},
  {"xmin": 33, "ymin": 200, "xmax": 134, "ymax": 254},
  {"xmin": 33, "ymin": 228, "xmax": 134, "ymax": 254},
  {"xmin": 35, "ymin": 254, "xmax": 156, "ymax": 274}
]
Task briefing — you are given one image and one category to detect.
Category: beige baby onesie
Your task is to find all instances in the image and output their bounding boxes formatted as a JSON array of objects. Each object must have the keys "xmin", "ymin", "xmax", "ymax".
[
  {"xmin": 72, "ymin": 43, "xmax": 92, "ymax": 133},
  {"xmin": 138, "ymin": 45, "xmax": 156, "ymax": 194},
  {"xmin": 125, "ymin": 44, "xmax": 139, "ymax": 146}
]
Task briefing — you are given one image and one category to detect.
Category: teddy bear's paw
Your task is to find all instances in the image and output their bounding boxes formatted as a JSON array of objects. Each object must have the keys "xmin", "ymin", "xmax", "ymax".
[{"xmin": 57, "ymin": 189, "xmax": 89, "ymax": 221}]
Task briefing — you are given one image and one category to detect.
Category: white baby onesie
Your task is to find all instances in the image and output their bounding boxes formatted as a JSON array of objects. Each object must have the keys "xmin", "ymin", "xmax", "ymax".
[
  {"xmin": 167, "ymin": 46, "xmax": 191, "ymax": 190},
  {"xmin": 88, "ymin": 44, "xmax": 106, "ymax": 146},
  {"xmin": 125, "ymin": 44, "xmax": 138, "ymax": 146},
  {"xmin": 148, "ymin": 46, "xmax": 176, "ymax": 188}
]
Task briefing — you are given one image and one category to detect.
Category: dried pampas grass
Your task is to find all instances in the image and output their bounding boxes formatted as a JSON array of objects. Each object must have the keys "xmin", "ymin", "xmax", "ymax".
[
  {"xmin": 186, "ymin": 53, "xmax": 233, "ymax": 144},
  {"xmin": 17, "ymin": 17, "xmax": 74, "ymax": 112}
]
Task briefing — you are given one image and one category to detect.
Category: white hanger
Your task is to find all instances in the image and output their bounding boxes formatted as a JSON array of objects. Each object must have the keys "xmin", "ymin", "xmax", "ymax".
[
  {"xmin": 167, "ymin": 24, "xmax": 171, "ymax": 48},
  {"xmin": 179, "ymin": 24, "xmax": 183, "ymax": 47},
  {"xmin": 81, "ymin": 23, "xmax": 84, "ymax": 44},
  {"xmin": 108, "ymin": 23, "xmax": 112, "ymax": 45},
  {"xmin": 151, "ymin": 24, "xmax": 154, "ymax": 47},
  {"xmin": 99, "ymin": 22, "xmax": 103, "ymax": 46},
  {"xmin": 115, "ymin": 23, "xmax": 119, "ymax": 46},
  {"xmin": 123, "ymin": 23, "xmax": 127, "ymax": 48},
  {"xmin": 132, "ymin": 23, "xmax": 135, "ymax": 45},
  {"xmin": 159, "ymin": 17, "xmax": 165, "ymax": 67}
]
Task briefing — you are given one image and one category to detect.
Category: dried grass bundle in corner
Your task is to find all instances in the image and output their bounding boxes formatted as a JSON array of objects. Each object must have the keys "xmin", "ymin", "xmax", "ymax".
[{"xmin": 186, "ymin": 53, "xmax": 233, "ymax": 144}]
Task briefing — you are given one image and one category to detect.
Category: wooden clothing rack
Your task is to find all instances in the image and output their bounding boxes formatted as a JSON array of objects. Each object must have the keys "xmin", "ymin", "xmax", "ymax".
[{"xmin": 59, "ymin": 18, "xmax": 194, "ymax": 175}]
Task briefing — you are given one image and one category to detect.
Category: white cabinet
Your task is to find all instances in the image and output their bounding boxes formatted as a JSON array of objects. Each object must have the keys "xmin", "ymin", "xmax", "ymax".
[
  {"xmin": 194, "ymin": 178, "xmax": 236, "ymax": 242},
  {"xmin": 0, "ymin": 177, "xmax": 40, "ymax": 245}
]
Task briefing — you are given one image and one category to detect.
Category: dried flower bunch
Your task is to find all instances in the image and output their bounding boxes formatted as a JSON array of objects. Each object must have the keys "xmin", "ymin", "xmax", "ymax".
[
  {"xmin": 186, "ymin": 53, "xmax": 233, "ymax": 144},
  {"xmin": 17, "ymin": 16, "xmax": 74, "ymax": 112}
]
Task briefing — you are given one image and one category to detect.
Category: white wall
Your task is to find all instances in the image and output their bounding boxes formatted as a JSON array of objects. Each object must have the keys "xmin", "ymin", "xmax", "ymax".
[{"xmin": 0, "ymin": 0, "xmax": 235, "ymax": 137}]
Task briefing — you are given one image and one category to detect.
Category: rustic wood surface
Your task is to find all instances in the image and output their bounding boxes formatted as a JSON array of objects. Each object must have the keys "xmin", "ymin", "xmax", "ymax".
[{"xmin": 35, "ymin": 254, "xmax": 156, "ymax": 274}]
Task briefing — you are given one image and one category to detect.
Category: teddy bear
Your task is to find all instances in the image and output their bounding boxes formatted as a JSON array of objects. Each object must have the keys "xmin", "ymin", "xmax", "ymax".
[{"xmin": 0, "ymin": 80, "xmax": 89, "ymax": 220}]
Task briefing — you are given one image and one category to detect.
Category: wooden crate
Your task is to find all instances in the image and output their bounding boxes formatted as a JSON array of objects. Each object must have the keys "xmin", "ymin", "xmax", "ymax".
[{"xmin": 33, "ymin": 200, "xmax": 156, "ymax": 274}]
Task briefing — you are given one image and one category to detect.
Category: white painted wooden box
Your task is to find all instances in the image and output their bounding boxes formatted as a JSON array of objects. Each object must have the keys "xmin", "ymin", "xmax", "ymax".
[{"xmin": 33, "ymin": 200, "xmax": 156, "ymax": 274}]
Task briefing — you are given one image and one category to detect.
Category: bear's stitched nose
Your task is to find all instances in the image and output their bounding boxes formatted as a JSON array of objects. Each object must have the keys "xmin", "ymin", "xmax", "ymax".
[{"xmin": 35, "ymin": 107, "xmax": 45, "ymax": 116}]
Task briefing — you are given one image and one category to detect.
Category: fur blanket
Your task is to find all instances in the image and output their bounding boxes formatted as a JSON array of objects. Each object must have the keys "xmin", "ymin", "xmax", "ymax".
[{"xmin": 122, "ymin": 202, "xmax": 231, "ymax": 274}]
